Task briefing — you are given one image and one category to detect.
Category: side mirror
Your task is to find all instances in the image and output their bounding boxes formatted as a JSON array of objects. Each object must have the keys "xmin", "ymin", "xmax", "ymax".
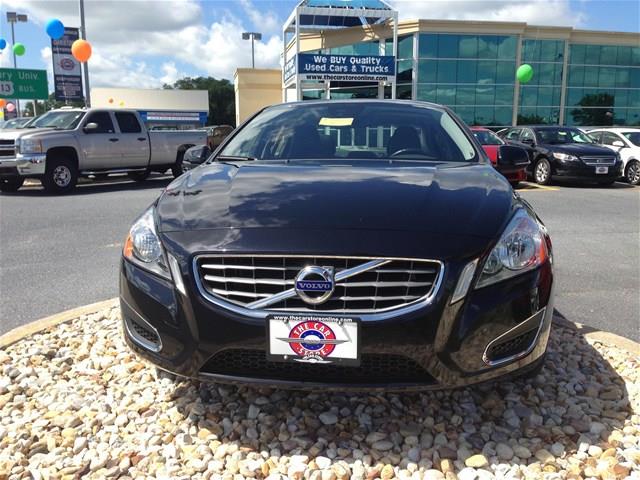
[
  {"xmin": 498, "ymin": 145, "xmax": 530, "ymax": 167},
  {"xmin": 83, "ymin": 122, "xmax": 98, "ymax": 133},
  {"xmin": 612, "ymin": 140, "xmax": 625, "ymax": 148}
]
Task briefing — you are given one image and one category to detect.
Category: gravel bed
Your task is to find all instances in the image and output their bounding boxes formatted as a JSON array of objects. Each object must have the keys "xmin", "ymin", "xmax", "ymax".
[{"xmin": 1, "ymin": 306, "xmax": 639, "ymax": 480}]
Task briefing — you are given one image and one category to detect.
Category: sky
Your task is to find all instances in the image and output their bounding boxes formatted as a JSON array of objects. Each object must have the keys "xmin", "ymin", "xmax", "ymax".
[{"xmin": 0, "ymin": 0, "xmax": 638, "ymax": 94}]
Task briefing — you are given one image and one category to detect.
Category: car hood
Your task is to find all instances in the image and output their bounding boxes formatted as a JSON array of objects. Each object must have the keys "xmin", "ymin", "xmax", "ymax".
[
  {"xmin": 156, "ymin": 161, "xmax": 514, "ymax": 241},
  {"xmin": 543, "ymin": 143, "xmax": 616, "ymax": 156},
  {"xmin": 0, "ymin": 128, "xmax": 55, "ymax": 140}
]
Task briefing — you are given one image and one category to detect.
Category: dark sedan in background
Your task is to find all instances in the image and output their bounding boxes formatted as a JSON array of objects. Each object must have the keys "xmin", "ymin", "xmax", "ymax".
[
  {"xmin": 471, "ymin": 127, "xmax": 529, "ymax": 187},
  {"xmin": 498, "ymin": 125, "xmax": 622, "ymax": 185},
  {"xmin": 120, "ymin": 100, "xmax": 554, "ymax": 390}
]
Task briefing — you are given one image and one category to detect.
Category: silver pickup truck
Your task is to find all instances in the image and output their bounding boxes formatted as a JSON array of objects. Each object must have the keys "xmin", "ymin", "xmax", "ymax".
[{"xmin": 0, "ymin": 107, "xmax": 207, "ymax": 193}]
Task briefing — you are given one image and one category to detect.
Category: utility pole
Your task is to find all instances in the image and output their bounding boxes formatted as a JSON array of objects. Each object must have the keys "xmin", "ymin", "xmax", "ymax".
[
  {"xmin": 6, "ymin": 12, "xmax": 28, "ymax": 117},
  {"xmin": 242, "ymin": 32, "xmax": 262, "ymax": 68},
  {"xmin": 79, "ymin": 0, "xmax": 91, "ymax": 107}
]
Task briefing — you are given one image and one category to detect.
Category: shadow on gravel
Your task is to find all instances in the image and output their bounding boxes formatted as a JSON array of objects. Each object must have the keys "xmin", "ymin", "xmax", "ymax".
[{"xmin": 167, "ymin": 321, "xmax": 635, "ymax": 478}]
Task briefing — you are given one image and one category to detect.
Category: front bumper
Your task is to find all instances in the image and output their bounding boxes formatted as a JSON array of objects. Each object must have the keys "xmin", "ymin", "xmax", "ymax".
[
  {"xmin": 119, "ymin": 248, "xmax": 554, "ymax": 390},
  {"xmin": 0, "ymin": 154, "xmax": 46, "ymax": 178},
  {"xmin": 554, "ymin": 160, "xmax": 623, "ymax": 181}
]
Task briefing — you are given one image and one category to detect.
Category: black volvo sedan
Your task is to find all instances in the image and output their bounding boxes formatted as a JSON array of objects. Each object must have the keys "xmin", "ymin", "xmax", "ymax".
[{"xmin": 120, "ymin": 100, "xmax": 554, "ymax": 390}]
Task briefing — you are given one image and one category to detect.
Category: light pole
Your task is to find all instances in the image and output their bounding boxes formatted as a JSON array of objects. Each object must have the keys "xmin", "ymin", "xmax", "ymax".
[
  {"xmin": 6, "ymin": 12, "xmax": 28, "ymax": 116},
  {"xmin": 242, "ymin": 32, "xmax": 262, "ymax": 68},
  {"xmin": 78, "ymin": 0, "xmax": 91, "ymax": 107}
]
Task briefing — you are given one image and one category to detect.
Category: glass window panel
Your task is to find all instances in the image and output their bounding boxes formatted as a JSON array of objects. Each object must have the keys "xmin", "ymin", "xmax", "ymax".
[
  {"xmin": 520, "ymin": 86, "xmax": 537, "ymax": 106},
  {"xmin": 585, "ymin": 44, "xmax": 600, "ymax": 64},
  {"xmin": 459, "ymin": 35, "xmax": 478, "ymax": 58},
  {"xmin": 477, "ymin": 36, "xmax": 498, "ymax": 59},
  {"xmin": 437, "ymin": 60, "xmax": 457, "ymax": 83},
  {"xmin": 418, "ymin": 59, "xmax": 437, "ymax": 83},
  {"xmin": 522, "ymin": 40, "xmax": 540, "ymax": 62},
  {"xmin": 302, "ymin": 89, "xmax": 323, "ymax": 100},
  {"xmin": 630, "ymin": 90, "xmax": 640, "ymax": 108},
  {"xmin": 600, "ymin": 45, "xmax": 617, "ymax": 65},
  {"xmin": 398, "ymin": 35, "xmax": 414, "ymax": 59},
  {"xmin": 474, "ymin": 106, "xmax": 494, "ymax": 125},
  {"xmin": 518, "ymin": 107, "xmax": 539, "ymax": 125},
  {"xmin": 567, "ymin": 88, "xmax": 583, "ymax": 106},
  {"xmin": 495, "ymin": 107, "xmax": 513, "ymax": 125},
  {"xmin": 630, "ymin": 68, "xmax": 640, "ymax": 89},
  {"xmin": 436, "ymin": 85, "xmax": 456, "ymax": 105},
  {"xmin": 396, "ymin": 84, "xmax": 413, "ymax": 99},
  {"xmin": 628, "ymin": 109, "xmax": 640, "ymax": 125},
  {"xmin": 632, "ymin": 47, "xmax": 640, "ymax": 67},
  {"xmin": 570, "ymin": 44, "xmax": 586, "ymax": 65},
  {"xmin": 453, "ymin": 106, "xmax": 474, "ymax": 125},
  {"xmin": 456, "ymin": 86, "xmax": 476, "ymax": 105},
  {"xmin": 476, "ymin": 85, "xmax": 495, "ymax": 105},
  {"xmin": 537, "ymin": 63, "xmax": 556, "ymax": 85},
  {"xmin": 551, "ymin": 87, "xmax": 561, "ymax": 106},
  {"xmin": 614, "ymin": 90, "xmax": 629, "ymax": 108},
  {"xmin": 438, "ymin": 34, "xmax": 458, "ymax": 58},
  {"xmin": 598, "ymin": 67, "xmax": 616, "ymax": 88},
  {"xmin": 583, "ymin": 66, "xmax": 599, "ymax": 87},
  {"xmin": 416, "ymin": 84, "xmax": 437, "ymax": 103},
  {"xmin": 568, "ymin": 65, "xmax": 584, "ymax": 87},
  {"xmin": 495, "ymin": 86, "xmax": 514, "ymax": 106},
  {"xmin": 419, "ymin": 34, "xmax": 438, "ymax": 58},
  {"xmin": 554, "ymin": 63, "xmax": 563, "ymax": 85},
  {"xmin": 496, "ymin": 61, "xmax": 515, "ymax": 84},
  {"xmin": 497, "ymin": 36, "xmax": 517, "ymax": 59},
  {"xmin": 457, "ymin": 60, "xmax": 477, "ymax": 83},
  {"xmin": 397, "ymin": 59, "xmax": 413, "ymax": 83},
  {"xmin": 540, "ymin": 41, "xmax": 558, "ymax": 62},
  {"xmin": 477, "ymin": 61, "xmax": 496, "ymax": 84},
  {"xmin": 537, "ymin": 87, "xmax": 555, "ymax": 106},
  {"xmin": 617, "ymin": 46, "xmax": 632, "ymax": 66}
]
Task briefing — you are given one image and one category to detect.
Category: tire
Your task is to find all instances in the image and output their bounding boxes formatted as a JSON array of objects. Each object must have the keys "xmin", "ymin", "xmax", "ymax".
[
  {"xmin": 42, "ymin": 157, "xmax": 78, "ymax": 194},
  {"xmin": 0, "ymin": 177, "xmax": 25, "ymax": 193},
  {"xmin": 533, "ymin": 158, "xmax": 552, "ymax": 185},
  {"xmin": 625, "ymin": 160, "xmax": 640, "ymax": 186},
  {"xmin": 128, "ymin": 170, "xmax": 150, "ymax": 182},
  {"xmin": 171, "ymin": 151, "xmax": 186, "ymax": 178}
]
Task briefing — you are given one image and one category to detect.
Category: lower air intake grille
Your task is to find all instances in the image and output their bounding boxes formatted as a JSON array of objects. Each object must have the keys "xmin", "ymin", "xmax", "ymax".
[
  {"xmin": 201, "ymin": 349, "xmax": 436, "ymax": 385},
  {"xmin": 485, "ymin": 328, "xmax": 538, "ymax": 363},
  {"xmin": 125, "ymin": 316, "xmax": 161, "ymax": 351}
]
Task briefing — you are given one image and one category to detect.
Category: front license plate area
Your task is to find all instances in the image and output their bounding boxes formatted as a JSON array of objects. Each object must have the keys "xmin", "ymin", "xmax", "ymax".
[
  {"xmin": 596, "ymin": 166, "xmax": 608, "ymax": 174},
  {"xmin": 267, "ymin": 314, "xmax": 360, "ymax": 366}
]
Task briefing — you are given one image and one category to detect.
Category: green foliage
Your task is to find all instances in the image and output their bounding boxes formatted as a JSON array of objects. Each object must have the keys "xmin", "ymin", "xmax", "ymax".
[
  {"xmin": 163, "ymin": 76, "xmax": 236, "ymax": 126},
  {"xmin": 23, "ymin": 94, "xmax": 84, "ymax": 117}
]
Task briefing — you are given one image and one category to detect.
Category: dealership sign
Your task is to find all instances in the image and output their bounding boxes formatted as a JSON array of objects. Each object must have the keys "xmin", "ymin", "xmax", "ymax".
[
  {"xmin": 0, "ymin": 68, "xmax": 49, "ymax": 100},
  {"xmin": 52, "ymin": 27, "xmax": 83, "ymax": 102},
  {"xmin": 295, "ymin": 54, "xmax": 395, "ymax": 82}
]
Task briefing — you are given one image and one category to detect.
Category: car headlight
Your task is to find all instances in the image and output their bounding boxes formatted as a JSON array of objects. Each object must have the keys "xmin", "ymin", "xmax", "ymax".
[
  {"xmin": 553, "ymin": 152, "xmax": 579, "ymax": 162},
  {"xmin": 123, "ymin": 207, "xmax": 170, "ymax": 279},
  {"xmin": 476, "ymin": 209, "xmax": 549, "ymax": 289},
  {"xmin": 18, "ymin": 138, "xmax": 43, "ymax": 154}
]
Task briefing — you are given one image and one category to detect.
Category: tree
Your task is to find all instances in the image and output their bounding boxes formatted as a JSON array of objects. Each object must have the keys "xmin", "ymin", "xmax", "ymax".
[
  {"xmin": 570, "ymin": 93, "xmax": 615, "ymax": 126},
  {"xmin": 23, "ymin": 93, "xmax": 84, "ymax": 117},
  {"xmin": 163, "ymin": 76, "xmax": 236, "ymax": 126}
]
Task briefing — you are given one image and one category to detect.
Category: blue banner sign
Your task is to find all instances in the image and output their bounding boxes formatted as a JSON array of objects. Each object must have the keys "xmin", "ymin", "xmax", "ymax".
[{"xmin": 297, "ymin": 54, "xmax": 395, "ymax": 82}]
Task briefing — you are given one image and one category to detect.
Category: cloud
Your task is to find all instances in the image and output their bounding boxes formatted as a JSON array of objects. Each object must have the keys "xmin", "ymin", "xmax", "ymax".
[
  {"xmin": 238, "ymin": 0, "xmax": 282, "ymax": 35},
  {"xmin": 391, "ymin": 0, "xmax": 587, "ymax": 26}
]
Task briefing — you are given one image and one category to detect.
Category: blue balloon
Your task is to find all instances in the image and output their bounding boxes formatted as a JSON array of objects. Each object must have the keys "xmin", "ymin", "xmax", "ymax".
[
  {"xmin": 0, "ymin": 38, "xmax": 6, "ymax": 50},
  {"xmin": 45, "ymin": 19, "xmax": 65, "ymax": 40}
]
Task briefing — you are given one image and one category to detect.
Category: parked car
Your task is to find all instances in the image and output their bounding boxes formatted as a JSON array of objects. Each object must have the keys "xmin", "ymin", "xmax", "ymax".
[
  {"xmin": 182, "ymin": 144, "xmax": 212, "ymax": 171},
  {"xmin": 0, "ymin": 117, "xmax": 34, "ymax": 130},
  {"xmin": 206, "ymin": 125, "xmax": 234, "ymax": 150},
  {"xmin": 0, "ymin": 108, "xmax": 207, "ymax": 193},
  {"xmin": 120, "ymin": 100, "xmax": 553, "ymax": 390},
  {"xmin": 587, "ymin": 128, "xmax": 640, "ymax": 186},
  {"xmin": 498, "ymin": 126, "xmax": 622, "ymax": 185},
  {"xmin": 470, "ymin": 127, "xmax": 529, "ymax": 187}
]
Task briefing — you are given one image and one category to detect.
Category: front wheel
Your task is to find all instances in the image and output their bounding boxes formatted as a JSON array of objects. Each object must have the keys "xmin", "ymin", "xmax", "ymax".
[
  {"xmin": 0, "ymin": 177, "xmax": 25, "ymax": 193},
  {"xmin": 171, "ymin": 151, "xmax": 186, "ymax": 178},
  {"xmin": 625, "ymin": 160, "xmax": 640, "ymax": 186},
  {"xmin": 533, "ymin": 158, "xmax": 552, "ymax": 185},
  {"xmin": 42, "ymin": 157, "xmax": 78, "ymax": 194}
]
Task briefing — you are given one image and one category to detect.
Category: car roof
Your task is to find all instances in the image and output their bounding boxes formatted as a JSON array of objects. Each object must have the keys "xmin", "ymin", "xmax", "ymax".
[
  {"xmin": 589, "ymin": 127, "xmax": 640, "ymax": 133},
  {"xmin": 470, "ymin": 126, "xmax": 491, "ymax": 131},
  {"xmin": 265, "ymin": 99, "xmax": 449, "ymax": 114}
]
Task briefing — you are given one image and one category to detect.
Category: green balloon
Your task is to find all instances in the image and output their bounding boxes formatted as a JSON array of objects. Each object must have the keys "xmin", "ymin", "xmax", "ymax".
[
  {"xmin": 13, "ymin": 43, "xmax": 26, "ymax": 56},
  {"xmin": 516, "ymin": 64, "xmax": 533, "ymax": 83}
]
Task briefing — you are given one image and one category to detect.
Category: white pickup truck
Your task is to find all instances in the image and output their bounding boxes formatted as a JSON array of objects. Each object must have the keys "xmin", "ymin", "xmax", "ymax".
[{"xmin": 0, "ymin": 107, "xmax": 207, "ymax": 193}]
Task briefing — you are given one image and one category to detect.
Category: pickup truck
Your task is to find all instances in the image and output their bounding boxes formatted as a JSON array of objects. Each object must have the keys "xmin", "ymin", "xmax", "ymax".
[{"xmin": 0, "ymin": 107, "xmax": 207, "ymax": 193}]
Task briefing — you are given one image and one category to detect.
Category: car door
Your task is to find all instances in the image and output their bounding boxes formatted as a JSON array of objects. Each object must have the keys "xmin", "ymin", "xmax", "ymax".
[
  {"xmin": 114, "ymin": 111, "xmax": 150, "ymax": 168},
  {"xmin": 600, "ymin": 131, "xmax": 625, "ymax": 152},
  {"xmin": 77, "ymin": 111, "xmax": 121, "ymax": 171},
  {"xmin": 503, "ymin": 128, "xmax": 522, "ymax": 144}
]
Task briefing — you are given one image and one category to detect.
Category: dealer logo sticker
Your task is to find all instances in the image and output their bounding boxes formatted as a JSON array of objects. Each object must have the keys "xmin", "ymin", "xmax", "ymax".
[{"xmin": 280, "ymin": 320, "xmax": 346, "ymax": 362}]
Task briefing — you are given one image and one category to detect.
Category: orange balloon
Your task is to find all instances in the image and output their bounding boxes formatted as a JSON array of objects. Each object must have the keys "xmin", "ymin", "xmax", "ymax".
[
  {"xmin": 71, "ymin": 39, "xmax": 92, "ymax": 62},
  {"xmin": 0, "ymin": 99, "xmax": 6, "ymax": 108},
  {"xmin": 108, "ymin": 97, "xmax": 114, "ymax": 103}
]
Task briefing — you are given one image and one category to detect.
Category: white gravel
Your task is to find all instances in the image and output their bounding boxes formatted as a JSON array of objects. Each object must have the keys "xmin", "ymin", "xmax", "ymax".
[{"xmin": 0, "ymin": 306, "xmax": 639, "ymax": 480}]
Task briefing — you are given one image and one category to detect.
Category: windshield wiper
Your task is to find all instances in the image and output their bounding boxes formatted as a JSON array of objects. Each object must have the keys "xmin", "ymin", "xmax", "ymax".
[{"xmin": 216, "ymin": 155, "xmax": 257, "ymax": 162}]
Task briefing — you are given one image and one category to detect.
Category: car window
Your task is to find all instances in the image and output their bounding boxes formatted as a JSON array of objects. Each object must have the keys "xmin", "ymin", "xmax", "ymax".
[
  {"xmin": 115, "ymin": 112, "xmax": 142, "ymax": 133},
  {"xmin": 84, "ymin": 112, "xmax": 115, "ymax": 134},
  {"xmin": 588, "ymin": 131, "xmax": 602, "ymax": 143},
  {"xmin": 600, "ymin": 132, "xmax": 620, "ymax": 146},
  {"xmin": 218, "ymin": 103, "xmax": 478, "ymax": 163},
  {"xmin": 622, "ymin": 132, "xmax": 640, "ymax": 147},
  {"xmin": 520, "ymin": 129, "xmax": 535, "ymax": 143},
  {"xmin": 472, "ymin": 130, "xmax": 503, "ymax": 145},
  {"xmin": 505, "ymin": 128, "xmax": 522, "ymax": 140},
  {"xmin": 536, "ymin": 128, "xmax": 594, "ymax": 145}
]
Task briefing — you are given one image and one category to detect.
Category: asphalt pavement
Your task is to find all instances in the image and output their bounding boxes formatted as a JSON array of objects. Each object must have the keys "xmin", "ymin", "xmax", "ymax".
[{"xmin": 1, "ymin": 176, "xmax": 638, "ymax": 341}]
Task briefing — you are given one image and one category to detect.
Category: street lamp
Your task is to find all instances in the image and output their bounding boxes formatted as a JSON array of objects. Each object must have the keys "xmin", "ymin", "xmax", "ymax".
[
  {"xmin": 242, "ymin": 32, "xmax": 262, "ymax": 69},
  {"xmin": 6, "ymin": 11, "xmax": 28, "ymax": 116}
]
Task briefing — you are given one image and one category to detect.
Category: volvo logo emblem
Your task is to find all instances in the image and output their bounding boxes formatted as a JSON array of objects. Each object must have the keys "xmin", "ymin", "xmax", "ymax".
[{"xmin": 294, "ymin": 266, "xmax": 335, "ymax": 305}]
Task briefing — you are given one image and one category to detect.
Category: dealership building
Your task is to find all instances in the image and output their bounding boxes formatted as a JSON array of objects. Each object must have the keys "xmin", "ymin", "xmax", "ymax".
[{"xmin": 235, "ymin": 0, "xmax": 640, "ymax": 128}]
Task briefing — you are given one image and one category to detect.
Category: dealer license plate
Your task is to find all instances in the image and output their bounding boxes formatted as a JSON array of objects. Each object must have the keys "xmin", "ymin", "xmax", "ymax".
[
  {"xmin": 267, "ymin": 314, "xmax": 360, "ymax": 366},
  {"xmin": 595, "ymin": 166, "xmax": 608, "ymax": 174}
]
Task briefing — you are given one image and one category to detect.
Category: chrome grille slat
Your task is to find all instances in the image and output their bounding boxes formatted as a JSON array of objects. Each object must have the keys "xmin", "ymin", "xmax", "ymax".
[
  {"xmin": 581, "ymin": 156, "xmax": 615, "ymax": 165},
  {"xmin": 195, "ymin": 255, "xmax": 442, "ymax": 315}
]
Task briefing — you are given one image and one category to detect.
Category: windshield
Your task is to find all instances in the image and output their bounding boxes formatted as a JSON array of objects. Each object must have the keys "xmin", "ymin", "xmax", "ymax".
[
  {"xmin": 3, "ymin": 118, "xmax": 31, "ymax": 129},
  {"xmin": 28, "ymin": 111, "xmax": 85, "ymax": 130},
  {"xmin": 472, "ymin": 130, "xmax": 503, "ymax": 146},
  {"xmin": 536, "ymin": 128, "xmax": 595, "ymax": 145},
  {"xmin": 622, "ymin": 132, "xmax": 640, "ymax": 147},
  {"xmin": 218, "ymin": 102, "xmax": 478, "ymax": 163}
]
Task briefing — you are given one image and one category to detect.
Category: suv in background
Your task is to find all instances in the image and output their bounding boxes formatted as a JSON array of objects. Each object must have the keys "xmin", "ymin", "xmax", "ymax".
[
  {"xmin": 498, "ymin": 126, "xmax": 622, "ymax": 185},
  {"xmin": 587, "ymin": 128, "xmax": 640, "ymax": 186}
]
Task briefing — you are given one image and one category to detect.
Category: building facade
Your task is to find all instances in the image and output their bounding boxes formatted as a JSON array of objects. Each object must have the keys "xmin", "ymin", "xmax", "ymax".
[{"xmin": 291, "ymin": 19, "xmax": 640, "ymax": 127}]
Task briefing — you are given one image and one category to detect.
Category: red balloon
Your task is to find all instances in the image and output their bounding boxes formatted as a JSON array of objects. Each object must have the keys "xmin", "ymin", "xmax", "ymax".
[
  {"xmin": 6, "ymin": 103, "xmax": 16, "ymax": 112},
  {"xmin": 71, "ymin": 39, "xmax": 92, "ymax": 62}
]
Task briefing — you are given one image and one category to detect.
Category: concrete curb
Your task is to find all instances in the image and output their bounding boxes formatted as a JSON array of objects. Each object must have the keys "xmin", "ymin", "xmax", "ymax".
[
  {"xmin": 0, "ymin": 298, "xmax": 119, "ymax": 349},
  {"xmin": 1, "ymin": 299, "xmax": 638, "ymax": 356}
]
